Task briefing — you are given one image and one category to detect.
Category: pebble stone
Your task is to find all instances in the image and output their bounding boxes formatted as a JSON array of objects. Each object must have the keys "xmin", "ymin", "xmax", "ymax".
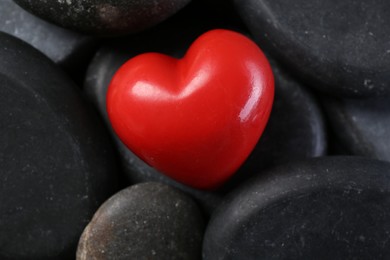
[
  {"xmin": 323, "ymin": 97, "xmax": 390, "ymax": 161},
  {"xmin": 233, "ymin": 0, "xmax": 390, "ymax": 97},
  {"xmin": 0, "ymin": 32, "xmax": 119, "ymax": 259},
  {"xmin": 224, "ymin": 59, "xmax": 327, "ymax": 190},
  {"xmin": 0, "ymin": 0, "xmax": 95, "ymax": 78},
  {"xmin": 203, "ymin": 156, "xmax": 390, "ymax": 259},
  {"xmin": 13, "ymin": 0, "xmax": 192, "ymax": 36},
  {"xmin": 77, "ymin": 182, "xmax": 205, "ymax": 260}
]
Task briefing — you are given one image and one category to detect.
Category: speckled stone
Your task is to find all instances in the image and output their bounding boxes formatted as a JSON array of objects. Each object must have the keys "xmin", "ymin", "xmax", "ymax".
[
  {"xmin": 77, "ymin": 182, "xmax": 205, "ymax": 260},
  {"xmin": 203, "ymin": 157, "xmax": 390, "ymax": 259},
  {"xmin": 233, "ymin": 0, "xmax": 390, "ymax": 97},
  {"xmin": 323, "ymin": 97, "xmax": 390, "ymax": 161},
  {"xmin": 1, "ymin": 0, "xmax": 95, "ymax": 78},
  {"xmin": 0, "ymin": 32, "xmax": 119, "ymax": 259},
  {"xmin": 13, "ymin": 0, "xmax": 192, "ymax": 35}
]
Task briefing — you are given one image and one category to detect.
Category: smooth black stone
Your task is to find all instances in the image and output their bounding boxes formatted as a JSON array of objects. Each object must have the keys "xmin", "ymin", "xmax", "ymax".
[
  {"xmin": 77, "ymin": 182, "xmax": 205, "ymax": 260},
  {"xmin": 1, "ymin": 0, "xmax": 95, "ymax": 78},
  {"xmin": 233, "ymin": 0, "xmax": 390, "ymax": 97},
  {"xmin": 203, "ymin": 157, "xmax": 390, "ymax": 259},
  {"xmin": 323, "ymin": 97, "xmax": 390, "ymax": 160},
  {"xmin": 13, "ymin": 0, "xmax": 192, "ymax": 36},
  {"xmin": 224, "ymin": 59, "xmax": 327, "ymax": 190},
  {"xmin": 0, "ymin": 32, "xmax": 119, "ymax": 259}
]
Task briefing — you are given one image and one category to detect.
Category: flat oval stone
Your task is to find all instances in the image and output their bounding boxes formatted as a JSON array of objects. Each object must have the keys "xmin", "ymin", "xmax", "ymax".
[
  {"xmin": 203, "ymin": 157, "xmax": 390, "ymax": 259},
  {"xmin": 323, "ymin": 97, "xmax": 390, "ymax": 160},
  {"xmin": 1, "ymin": 0, "xmax": 95, "ymax": 78},
  {"xmin": 0, "ymin": 32, "xmax": 119, "ymax": 259},
  {"xmin": 77, "ymin": 182, "xmax": 205, "ymax": 259},
  {"xmin": 233, "ymin": 0, "xmax": 390, "ymax": 97},
  {"xmin": 224, "ymin": 59, "xmax": 327, "ymax": 189},
  {"xmin": 13, "ymin": 0, "xmax": 192, "ymax": 36}
]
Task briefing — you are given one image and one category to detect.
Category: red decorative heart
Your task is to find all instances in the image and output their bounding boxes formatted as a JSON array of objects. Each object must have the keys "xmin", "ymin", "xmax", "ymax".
[{"xmin": 107, "ymin": 29, "xmax": 274, "ymax": 190}]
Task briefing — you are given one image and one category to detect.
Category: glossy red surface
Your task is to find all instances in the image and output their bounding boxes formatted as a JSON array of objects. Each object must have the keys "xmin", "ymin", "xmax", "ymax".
[{"xmin": 107, "ymin": 29, "xmax": 274, "ymax": 190}]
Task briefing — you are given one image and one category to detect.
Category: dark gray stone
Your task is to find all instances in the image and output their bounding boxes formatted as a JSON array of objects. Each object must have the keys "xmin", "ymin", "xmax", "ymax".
[
  {"xmin": 323, "ymin": 97, "xmax": 390, "ymax": 160},
  {"xmin": 77, "ymin": 182, "xmax": 205, "ymax": 260},
  {"xmin": 203, "ymin": 156, "xmax": 390, "ymax": 259},
  {"xmin": 0, "ymin": 32, "xmax": 119, "ymax": 259},
  {"xmin": 233, "ymin": 0, "xmax": 390, "ymax": 97},
  {"xmin": 13, "ymin": 0, "xmax": 192, "ymax": 36},
  {"xmin": 1, "ymin": 0, "xmax": 95, "ymax": 77}
]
